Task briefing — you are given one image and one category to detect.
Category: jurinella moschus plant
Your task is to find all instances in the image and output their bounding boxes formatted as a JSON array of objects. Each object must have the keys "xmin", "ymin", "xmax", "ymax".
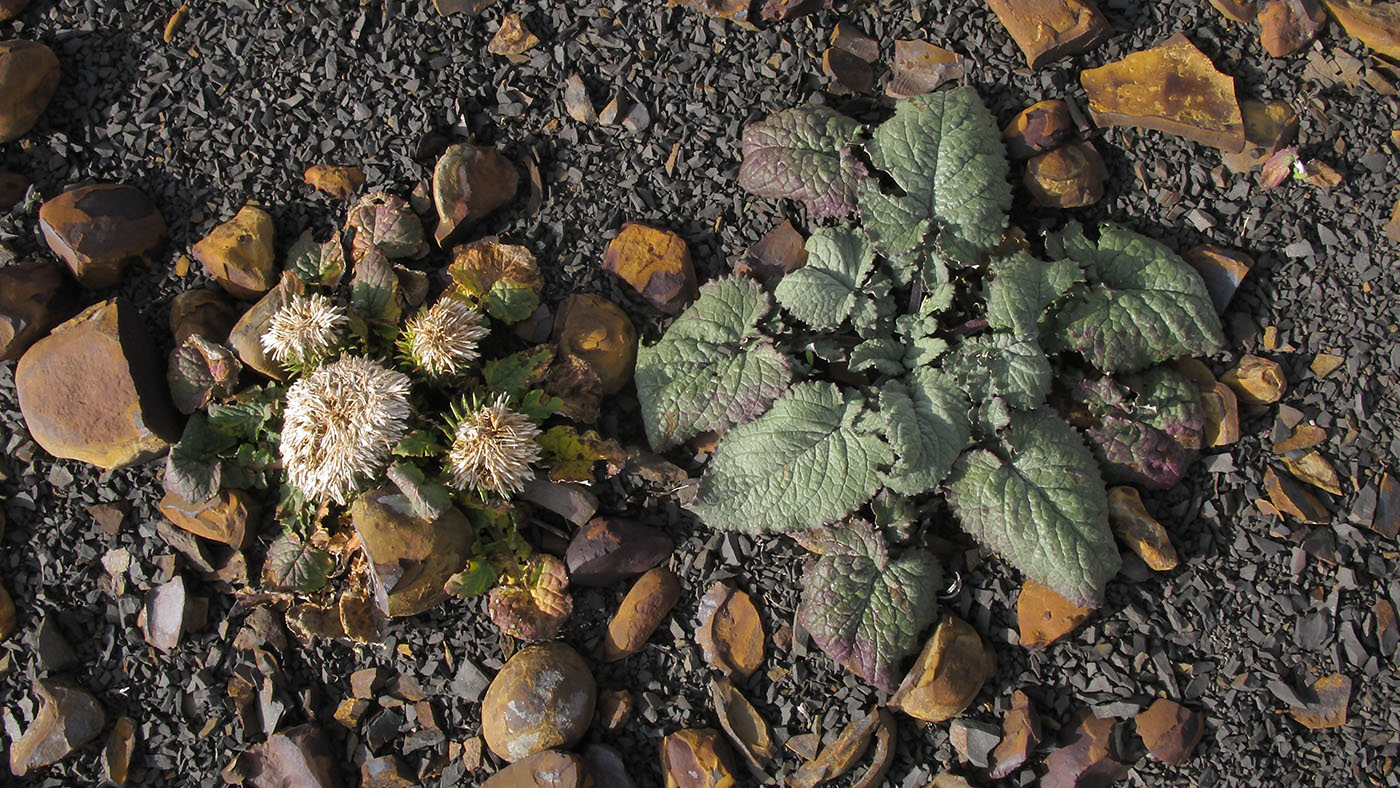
[
  {"xmin": 162, "ymin": 188, "xmax": 613, "ymax": 643},
  {"xmin": 634, "ymin": 86, "xmax": 1225, "ymax": 691}
]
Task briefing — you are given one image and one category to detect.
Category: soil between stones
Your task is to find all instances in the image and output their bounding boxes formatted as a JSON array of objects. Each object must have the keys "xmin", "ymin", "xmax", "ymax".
[{"xmin": 1, "ymin": 1, "xmax": 1399, "ymax": 787}]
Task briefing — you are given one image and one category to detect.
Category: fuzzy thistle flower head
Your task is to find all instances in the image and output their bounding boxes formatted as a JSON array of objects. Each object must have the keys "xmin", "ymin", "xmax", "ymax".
[
  {"xmin": 446, "ymin": 394, "xmax": 542, "ymax": 497},
  {"xmin": 280, "ymin": 355, "xmax": 412, "ymax": 505},
  {"xmin": 260, "ymin": 293, "xmax": 347, "ymax": 367},
  {"xmin": 402, "ymin": 298, "xmax": 489, "ymax": 376}
]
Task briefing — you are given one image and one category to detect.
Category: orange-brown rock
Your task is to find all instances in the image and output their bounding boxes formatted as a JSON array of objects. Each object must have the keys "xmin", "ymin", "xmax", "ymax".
[
  {"xmin": 193, "ymin": 204, "xmax": 278, "ymax": 300},
  {"xmin": 989, "ymin": 690, "xmax": 1042, "ymax": 778},
  {"xmin": 432, "ymin": 142, "xmax": 518, "ymax": 244},
  {"xmin": 1017, "ymin": 579, "xmax": 1093, "ymax": 649},
  {"xmin": 1002, "ymin": 99, "xmax": 1074, "ymax": 159},
  {"xmin": 1309, "ymin": 352, "xmax": 1344, "ymax": 379},
  {"xmin": 1135, "ymin": 699, "xmax": 1204, "ymax": 765},
  {"xmin": 227, "ymin": 283, "xmax": 289, "ymax": 380},
  {"xmin": 1108, "ymin": 487, "xmax": 1179, "ymax": 571},
  {"xmin": 39, "ymin": 184, "xmax": 168, "ymax": 289},
  {"xmin": 0, "ymin": 260, "xmax": 66, "ymax": 361},
  {"xmin": 1080, "ymin": 33, "xmax": 1247, "ymax": 152},
  {"xmin": 169, "ymin": 289, "xmax": 238, "ymax": 345},
  {"xmin": 1322, "ymin": 0, "xmax": 1400, "ymax": 61},
  {"xmin": 481, "ymin": 750, "xmax": 592, "ymax": 788},
  {"xmin": 1281, "ymin": 450, "xmax": 1343, "ymax": 495},
  {"xmin": 1223, "ymin": 98, "xmax": 1299, "ymax": 173},
  {"xmin": 887, "ymin": 39, "xmax": 965, "ymax": 98},
  {"xmin": 695, "ymin": 581, "xmax": 764, "ymax": 680},
  {"xmin": 1210, "ymin": 0, "xmax": 1259, "ymax": 20},
  {"xmin": 602, "ymin": 567, "xmax": 682, "ymax": 661},
  {"xmin": 350, "ymin": 488, "xmax": 474, "ymax": 617},
  {"xmin": 1042, "ymin": 712, "xmax": 1127, "ymax": 787},
  {"xmin": 1201, "ymin": 382, "xmax": 1241, "ymax": 447},
  {"xmin": 487, "ymin": 13, "xmax": 540, "ymax": 60},
  {"xmin": 553, "ymin": 294, "xmax": 637, "ymax": 395},
  {"xmin": 9, "ymin": 679, "xmax": 106, "ymax": 777},
  {"xmin": 1183, "ymin": 244, "xmax": 1253, "ymax": 314},
  {"xmin": 735, "ymin": 219, "xmax": 807, "ymax": 282},
  {"xmin": 984, "ymin": 0, "xmax": 1113, "ymax": 70},
  {"xmin": 597, "ymin": 688, "xmax": 634, "ymax": 733},
  {"xmin": 710, "ymin": 677, "xmax": 776, "ymax": 770},
  {"xmin": 1222, "ymin": 354, "xmax": 1286, "ymax": 404},
  {"xmin": 602, "ymin": 223, "xmax": 697, "ymax": 314},
  {"xmin": 789, "ymin": 708, "xmax": 887, "ymax": 788},
  {"xmin": 1024, "ymin": 141, "xmax": 1108, "ymax": 208},
  {"xmin": 0, "ymin": 40, "xmax": 59, "ymax": 143},
  {"xmin": 661, "ymin": 728, "xmax": 739, "ymax": 788},
  {"xmin": 822, "ymin": 46, "xmax": 875, "ymax": 94},
  {"xmin": 1263, "ymin": 466, "xmax": 1330, "ymax": 523},
  {"xmin": 1388, "ymin": 196, "xmax": 1400, "ymax": 244},
  {"xmin": 0, "ymin": 1, "xmax": 32, "ymax": 22},
  {"xmin": 889, "ymin": 614, "xmax": 994, "ymax": 722},
  {"xmin": 1259, "ymin": 0, "xmax": 1326, "ymax": 57},
  {"xmin": 159, "ymin": 488, "xmax": 257, "ymax": 548},
  {"xmin": 16, "ymin": 299, "xmax": 180, "ymax": 469},
  {"xmin": 482, "ymin": 642, "xmax": 596, "ymax": 762},
  {"xmin": 303, "ymin": 164, "xmax": 366, "ymax": 200},
  {"xmin": 1273, "ymin": 423, "xmax": 1326, "ymax": 453},
  {"xmin": 1287, "ymin": 673, "xmax": 1351, "ymax": 729}
]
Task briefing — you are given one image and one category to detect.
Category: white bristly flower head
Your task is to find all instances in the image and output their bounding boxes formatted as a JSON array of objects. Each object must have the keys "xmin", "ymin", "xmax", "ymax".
[
  {"xmin": 403, "ymin": 298, "xmax": 489, "ymax": 376},
  {"xmin": 280, "ymin": 355, "xmax": 412, "ymax": 505},
  {"xmin": 446, "ymin": 394, "xmax": 542, "ymax": 497},
  {"xmin": 260, "ymin": 293, "xmax": 348, "ymax": 366}
]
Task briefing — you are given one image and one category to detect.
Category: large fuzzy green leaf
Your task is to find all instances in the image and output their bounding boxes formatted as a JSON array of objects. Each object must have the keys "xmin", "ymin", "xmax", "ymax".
[
  {"xmin": 1069, "ymin": 367, "xmax": 1205, "ymax": 491},
  {"xmin": 880, "ymin": 369, "xmax": 973, "ymax": 496},
  {"xmin": 984, "ymin": 251, "xmax": 1084, "ymax": 339},
  {"xmin": 946, "ymin": 410, "xmax": 1120, "ymax": 607},
  {"xmin": 774, "ymin": 227, "xmax": 875, "ymax": 329},
  {"xmin": 263, "ymin": 532, "xmax": 334, "ymax": 593},
  {"xmin": 858, "ymin": 87, "xmax": 1011, "ymax": 262},
  {"xmin": 635, "ymin": 277, "xmax": 792, "ymax": 450},
  {"xmin": 737, "ymin": 107, "xmax": 867, "ymax": 219},
  {"xmin": 942, "ymin": 333, "xmax": 1052, "ymax": 410},
  {"xmin": 693, "ymin": 382, "xmax": 892, "ymax": 532},
  {"xmin": 1046, "ymin": 222, "xmax": 1225, "ymax": 374},
  {"xmin": 796, "ymin": 520, "xmax": 940, "ymax": 691}
]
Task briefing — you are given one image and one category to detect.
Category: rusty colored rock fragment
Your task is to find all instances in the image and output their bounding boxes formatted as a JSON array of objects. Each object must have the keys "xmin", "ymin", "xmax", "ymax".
[
  {"xmin": 990, "ymin": 690, "xmax": 1042, "ymax": 778},
  {"xmin": 159, "ymin": 488, "xmax": 257, "ymax": 548},
  {"xmin": 983, "ymin": 0, "xmax": 1113, "ymax": 70},
  {"xmin": 1024, "ymin": 141, "xmax": 1108, "ymax": 208},
  {"xmin": 0, "ymin": 40, "xmax": 60, "ymax": 143},
  {"xmin": 1323, "ymin": 0, "xmax": 1400, "ymax": 61},
  {"xmin": 1107, "ymin": 486, "xmax": 1179, "ymax": 570},
  {"xmin": 1080, "ymin": 33, "xmax": 1247, "ymax": 152},
  {"xmin": 1259, "ymin": 0, "xmax": 1326, "ymax": 57},
  {"xmin": 1263, "ymin": 466, "xmax": 1330, "ymax": 523},
  {"xmin": 1002, "ymin": 99, "xmax": 1074, "ymax": 159},
  {"xmin": 1183, "ymin": 244, "xmax": 1253, "ymax": 314},
  {"xmin": 602, "ymin": 567, "xmax": 683, "ymax": 661},
  {"xmin": 1017, "ymin": 580, "xmax": 1093, "ymax": 649},
  {"xmin": 193, "ymin": 204, "xmax": 277, "ymax": 300},
  {"xmin": 482, "ymin": 643, "xmax": 596, "ymax": 762},
  {"xmin": 661, "ymin": 728, "xmax": 739, "ymax": 788},
  {"xmin": 889, "ymin": 614, "xmax": 995, "ymax": 722},
  {"xmin": 710, "ymin": 677, "xmax": 776, "ymax": 770},
  {"xmin": 887, "ymin": 39, "xmax": 965, "ymax": 98},
  {"xmin": 1287, "ymin": 673, "xmax": 1351, "ymax": 729},
  {"xmin": 695, "ymin": 581, "xmax": 765, "ymax": 680},
  {"xmin": 1135, "ymin": 699, "xmax": 1204, "ymax": 765},
  {"xmin": 1222, "ymin": 354, "xmax": 1286, "ymax": 404},
  {"xmin": 39, "ymin": 184, "xmax": 168, "ymax": 289},
  {"xmin": 1201, "ymin": 382, "xmax": 1240, "ymax": 447},
  {"xmin": 0, "ymin": 259, "xmax": 66, "ymax": 361},
  {"xmin": 602, "ymin": 222, "xmax": 698, "ymax": 314}
]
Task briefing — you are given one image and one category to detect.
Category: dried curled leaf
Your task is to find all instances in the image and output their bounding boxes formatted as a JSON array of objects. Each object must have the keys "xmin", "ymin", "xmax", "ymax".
[
  {"xmin": 447, "ymin": 239, "xmax": 543, "ymax": 323},
  {"xmin": 168, "ymin": 334, "xmax": 243, "ymax": 415},
  {"xmin": 486, "ymin": 553, "xmax": 573, "ymax": 642},
  {"xmin": 537, "ymin": 425, "xmax": 625, "ymax": 483}
]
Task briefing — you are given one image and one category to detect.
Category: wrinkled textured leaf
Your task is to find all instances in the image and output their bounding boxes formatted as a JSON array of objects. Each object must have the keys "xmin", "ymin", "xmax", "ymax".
[
  {"xmin": 796, "ymin": 520, "xmax": 940, "ymax": 690},
  {"xmin": 486, "ymin": 553, "xmax": 573, "ymax": 642},
  {"xmin": 984, "ymin": 251, "xmax": 1084, "ymax": 339},
  {"xmin": 386, "ymin": 461, "xmax": 453, "ymax": 520},
  {"xmin": 168, "ymin": 334, "xmax": 242, "ymax": 415},
  {"xmin": 206, "ymin": 386, "xmax": 279, "ymax": 440},
  {"xmin": 447, "ymin": 240, "xmax": 544, "ymax": 323},
  {"xmin": 635, "ymin": 277, "xmax": 792, "ymax": 450},
  {"xmin": 537, "ymin": 425, "xmax": 626, "ymax": 483},
  {"xmin": 942, "ymin": 333, "xmax": 1052, "ymax": 410},
  {"xmin": 946, "ymin": 410, "xmax": 1119, "ymax": 607},
  {"xmin": 849, "ymin": 337, "xmax": 905, "ymax": 375},
  {"xmin": 1046, "ymin": 222, "xmax": 1225, "ymax": 374},
  {"xmin": 858, "ymin": 87, "xmax": 1011, "ymax": 262},
  {"xmin": 445, "ymin": 558, "xmax": 499, "ymax": 599},
  {"xmin": 774, "ymin": 227, "xmax": 875, "ymax": 329},
  {"xmin": 346, "ymin": 193, "xmax": 424, "ymax": 261},
  {"xmin": 392, "ymin": 430, "xmax": 443, "ymax": 458},
  {"xmin": 693, "ymin": 382, "xmax": 892, "ymax": 532},
  {"xmin": 165, "ymin": 413, "xmax": 235, "ymax": 503},
  {"xmin": 350, "ymin": 249, "xmax": 401, "ymax": 322},
  {"xmin": 738, "ymin": 107, "xmax": 867, "ymax": 219},
  {"xmin": 1070, "ymin": 367, "xmax": 1205, "ymax": 490},
  {"xmin": 483, "ymin": 346, "xmax": 555, "ymax": 402},
  {"xmin": 880, "ymin": 369, "xmax": 972, "ymax": 496},
  {"xmin": 263, "ymin": 532, "xmax": 334, "ymax": 593},
  {"xmin": 285, "ymin": 230, "xmax": 347, "ymax": 288}
]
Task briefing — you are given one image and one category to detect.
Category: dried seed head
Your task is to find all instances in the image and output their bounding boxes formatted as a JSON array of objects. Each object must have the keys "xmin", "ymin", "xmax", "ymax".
[
  {"xmin": 403, "ymin": 298, "xmax": 489, "ymax": 376},
  {"xmin": 280, "ymin": 355, "xmax": 412, "ymax": 505},
  {"xmin": 260, "ymin": 293, "xmax": 347, "ymax": 366},
  {"xmin": 447, "ymin": 394, "xmax": 542, "ymax": 496}
]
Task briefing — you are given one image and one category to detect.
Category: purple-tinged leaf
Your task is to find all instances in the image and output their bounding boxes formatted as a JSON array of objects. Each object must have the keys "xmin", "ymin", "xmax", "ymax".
[
  {"xmin": 1260, "ymin": 146, "xmax": 1298, "ymax": 189},
  {"xmin": 346, "ymin": 192, "xmax": 424, "ymax": 261},
  {"xmin": 1068, "ymin": 366, "xmax": 1204, "ymax": 490},
  {"xmin": 486, "ymin": 553, "xmax": 573, "ymax": 642},
  {"xmin": 738, "ymin": 107, "xmax": 866, "ymax": 219},
  {"xmin": 167, "ymin": 334, "xmax": 243, "ymax": 415},
  {"xmin": 264, "ymin": 532, "xmax": 334, "ymax": 593}
]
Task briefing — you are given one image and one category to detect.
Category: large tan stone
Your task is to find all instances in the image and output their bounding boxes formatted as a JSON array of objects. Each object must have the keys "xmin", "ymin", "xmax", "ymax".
[
  {"xmin": 226, "ymin": 283, "xmax": 289, "ymax": 380},
  {"xmin": 193, "ymin": 204, "xmax": 277, "ymax": 300},
  {"xmin": 9, "ymin": 679, "xmax": 105, "ymax": 777},
  {"xmin": 16, "ymin": 299, "xmax": 180, "ymax": 469},
  {"xmin": 0, "ymin": 260, "xmax": 67, "ymax": 361},
  {"xmin": 350, "ymin": 488, "xmax": 474, "ymax": 617},
  {"xmin": 158, "ymin": 488, "xmax": 257, "ymax": 548},
  {"xmin": 39, "ymin": 184, "xmax": 168, "ymax": 289},
  {"xmin": 1080, "ymin": 33, "xmax": 1247, "ymax": 152},
  {"xmin": 482, "ymin": 642, "xmax": 596, "ymax": 762},
  {"xmin": 602, "ymin": 222, "xmax": 697, "ymax": 314},
  {"xmin": 984, "ymin": 0, "xmax": 1113, "ymax": 70},
  {"xmin": 0, "ymin": 40, "xmax": 59, "ymax": 143},
  {"xmin": 1323, "ymin": 0, "xmax": 1400, "ymax": 61},
  {"xmin": 889, "ymin": 614, "xmax": 995, "ymax": 722}
]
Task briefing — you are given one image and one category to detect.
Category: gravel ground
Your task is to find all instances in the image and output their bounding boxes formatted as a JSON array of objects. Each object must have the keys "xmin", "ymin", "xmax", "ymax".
[{"xmin": 1, "ymin": 0, "xmax": 1398, "ymax": 786}]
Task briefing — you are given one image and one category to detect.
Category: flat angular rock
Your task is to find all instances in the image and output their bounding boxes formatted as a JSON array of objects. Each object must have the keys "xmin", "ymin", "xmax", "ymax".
[
  {"xmin": 990, "ymin": 690, "xmax": 1042, "ymax": 778},
  {"xmin": 159, "ymin": 488, "xmax": 256, "ymax": 548},
  {"xmin": 433, "ymin": 0, "xmax": 495, "ymax": 15},
  {"xmin": 1024, "ymin": 141, "xmax": 1108, "ymax": 208},
  {"xmin": 227, "ymin": 283, "xmax": 289, "ymax": 380},
  {"xmin": 245, "ymin": 724, "xmax": 338, "ymax": 788},
  {"xmin": 40, "ymin": 184, "xmax": 167, "ymax": 289},
  {"xmin": 482, "ymin": 642, "xmax": 595, "ymax": 762},
  {"xmin": 361, "ymin": 755, "xmax": 415, "ymax": 788},
  {"xmin": 1210, "ymin": 0, "xmax": 1259, "ymax": 22},
  {"xmin": 1183, "ymin": 244, "xmax": 1253, "ymax": 314},
  {"xmin": 0, "ymin": 259, "xmax": 66, "ymax": 361},
  {"xmin": 1309, "ymin": 352, "xmax": 1344, "ymax": 379},
  {"xmin": 1322, "ymin": 0, "xmax": 1400, "ymax": 60},
  {"xmin": 303, "ymin": 164, "xmax": 366, "ymax": 200},
  {"xmin": 823, "ymin": 47, "xmax": 875, "ymax": 94},
  {"xmin": 890, "ymin": 614, "xmax": 994, "ymax": 723},
  {"xmin": 10, "ymin": 679, "xmax": 106, "ymax": 777},
  {"xmin": 1374, "ymin": 599, "xmax": 1397, "ymax": 656},
  {"xmin": 432, "ymin": 142, "xmax": 518, "ymax": 245},
  {"xmin": 141, "ymin": 576, "xmax": 191, "ymax": 652},
  {"xmin": 1003, "ymin": 99, "xmax": 1074, "ymax": 159},
  {"xmin": 1018, "ymin": 579, "xmax": 1093, "ymax": 649},
  {"xmin": 1274, "ymin": 423, "xmax": 1325, "ymax": 453},
  {"xmin": 482, "ymin": 750, "xmax": 591, "ymax": 787},
  {"xmin": 34, "ymin": 616, "xmax": 76, "ymax": 672},
  {"xmin": 710, "ymin": 677, "xmax": 776, "ymax": 770},
  {"xmin": 695, "ymin": 581, "xmax": 764, "ymax": 680},
  {"xmin": 1264, "ymin": 466, "xmax": 1330, "ymax": 524},
  {"xmin": 17, "ymin": 299, "xmax": 180, "ymax": 469},
  {"xmin": 1372, "ymin": 472, "xmax": 1398, "ymax": 538},
  {"xmin": 1222, "ymin": 354, "xmax": 1286, "ymax": 404},
  {"xmin": 1281, "ymin": 450, "xmax": 1343, "ymax": 495},
  {"xmin": 565, "ymin": 516, "xmax": 672, "ymax": 586},
  {"xmin": 887, "ymin": 39, "xmax": 965, "ymax": 98},
  {"xmin": 0, "ymin": 40, "xmax": 59, "ymax": 143},
  {"xmin": 1287, "ymin": 673, "xmax": 1351, "ymax": 729},
  {"xmin": 1080, "ymin": 33, "xmax": 1247, "ymax": 152},
  {"xmin": 949, "ymin": 718, "xmax": 1000, "ymax": 767},
  {"xmin": 602, "ymin": 567, "xmax": 682, "ymax": 662},
  {"xmin": 1259, "ymin": 0, "xmax": 1326, "ymax": 57},
  {"xmin": 1043, "ymin": 712, "xmax": 1127, "ymax": 788},
  {"xmin": 1107, "ymin": 487, "xmax": 1179, "ymax": 571},
  {"xmin": 603, "ymin": 222, "xmax": 697, "ymax": 314},
  {"xmin": 661, "ymin": 728, "xmax": 739, "ymax": 788},
  {"xmin": 350, "ymin": 488, "xmax": 473, "ymax": 617},
  {"xmin": 488, "ymin": 13, "xmax": 539, "ymax": 60},
  {"xmin": 102, "ymin": 717, "xmax": 136, "ymax": 787},
  {"xmin": 596, "ymin": 688, "xmax": 634, "ymax": 732},
  {"xmin": 735, "ymin": 219, "xmax": 807, "ymax": 282},
  {"xmin": 169, "ymin": 289, "xmax": 238, "ymax": 345},
  {"xmin": 1134, "ymin": 699, "xmax": 1203, "ymax": 765},
  {"xmin": 1201, "ymin": 382, "xmax": 1240, "ymax": 447},
  {"xmin": 552, "ymin": 294, "xmax": 638, "ymax": 396},
  {"xmin": 193, "ymin": 204, "xmax": 277, "ymax": 300},
  {"xmin": 520, "ymin": 479, "xmax": 597, "ymax": 526},
  {"xmin": 984, "ymin": 0, "xmax": 1113, "ymax": 70}
]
